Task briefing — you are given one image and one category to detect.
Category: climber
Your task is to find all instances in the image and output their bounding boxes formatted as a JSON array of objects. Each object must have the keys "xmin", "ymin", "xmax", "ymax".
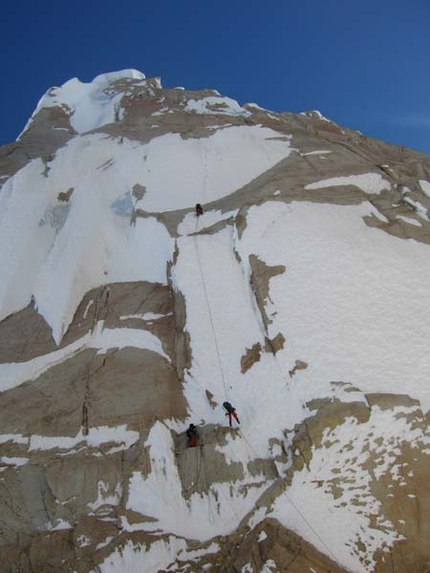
[
  {"xmin": 186, "ymin": 423, "xmax": 198, "ymax": 447},
  {"xmin": 195, "ymin": 203, "xmax": 203, "ymax": 216},
  {"xmin": 223, "ymin": 401, "xmax": 240, "ymax": 427}
]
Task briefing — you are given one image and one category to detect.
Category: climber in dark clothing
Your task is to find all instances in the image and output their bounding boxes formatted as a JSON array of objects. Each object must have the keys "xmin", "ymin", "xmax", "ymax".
[
  {"xmin": 195, "ymin": 203, "xmax": 203, "ymax": 216},
  {"xmin": 223, "ymin": 401, "xmax": 240, "ymax": 427},
  {"xmin": 186, "ymin": 423, "xmax": 198, "ymax": 447}
]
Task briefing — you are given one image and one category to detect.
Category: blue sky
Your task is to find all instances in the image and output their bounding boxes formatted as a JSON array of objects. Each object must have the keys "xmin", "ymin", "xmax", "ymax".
[{"xmin": 1, "ymin": 0, "xmax": 429, "ymax": 154}]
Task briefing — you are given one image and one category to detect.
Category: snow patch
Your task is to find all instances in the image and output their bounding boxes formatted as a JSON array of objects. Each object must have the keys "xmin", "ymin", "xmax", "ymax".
[
  {"xmin": 98, "ymin": 537, "xmax": 187, "ymax": 573},
  {"xmin": 419, "ymin": 180, "xmax": 430, "ymax": 198},
  {"xmin": 28, "ymin": 425, "xmax": 139, "ymax": 452},
  {"xmin": 396, "ymin": 215, "xmax": 422, "ymax": 227},
  {"xmin": 0, "ymin": 456, "xmax": 29, "ymax": 471},
  {"xmin": 185, "ymin": 96, "xmax": 250, "ymax": 117},
  {"xmin": 301, "ymin": 150, "xmax": 332, "ymax": 156},
  {"xmin": 305, "ymin": 173, "xmax": 390, "ymax": 195}
]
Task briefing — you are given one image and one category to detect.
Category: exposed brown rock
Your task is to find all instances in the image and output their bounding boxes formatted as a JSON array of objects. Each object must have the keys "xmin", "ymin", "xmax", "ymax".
[
  {"xmin": 264, "ymin": 332, "xmax": 285, "ymax": 355},
  {"xmin": 365, "ymin": 392, "xmax": 421, "ymax": 411},
  {"xmin": 304, "ymin": 398, "xmax": 371, "ymax": 447},
  {"xmin": 248, "ymin": 254, "xmax": 285, "ymax": 328},
  {"xmin": 57, "ymin": 187, "xmax": 74, "ymax": 202},
  {"xmin": 0, "ymin": 348, "xmax": 93, "ymax": 436},
  {"xmin": 89, "ymin": 346, "xmax": 187, "ymax": 427},
  {"xmin": 224, "ymin": 518, "xmax": 348, "ymax": 573},
  {"xmin": 205, "ymin": 389, "xmax": 217, "ymax": 409},
  {"xmin": 29, "ymin": 529, "xmax": 75, "ymax": 573},
  {"xmin": 289, "ymin": 359, "xmax": 308, "ymax": 377},
  {"xmin": 132, "ymin": 183, "xmax": 146, "ymax": 200},
  {"xmin": 241, "ymin": 342, "xmax": 262, "ymax": 373},
  {"xmin": 0, "ymin": 301, "xmax": 57, "ymax": 363}
]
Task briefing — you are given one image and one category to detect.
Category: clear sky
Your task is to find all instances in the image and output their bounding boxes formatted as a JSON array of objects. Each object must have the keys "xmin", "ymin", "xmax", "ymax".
[{"xmin": 1, "ymin": 0, "xmax": 429, "ymax": 154}]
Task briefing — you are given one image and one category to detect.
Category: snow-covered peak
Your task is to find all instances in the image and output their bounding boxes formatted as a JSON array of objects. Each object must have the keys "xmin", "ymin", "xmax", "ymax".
[
  {"xmin": 20, "ymin": 69, "xmax": 153, "ymax": 136},
  {"xmin": 90, "ymin": 69, "xmax": 146, "ymax": 85},
  {"xmin": 3, "ymin": 70, "xmax": 430, "ymax": 573}
]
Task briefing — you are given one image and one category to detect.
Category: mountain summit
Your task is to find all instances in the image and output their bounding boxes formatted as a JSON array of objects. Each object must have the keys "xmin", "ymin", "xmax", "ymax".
[{"xmin": 1, "ymin": 69, "xmax": 430, "ymax": 573}]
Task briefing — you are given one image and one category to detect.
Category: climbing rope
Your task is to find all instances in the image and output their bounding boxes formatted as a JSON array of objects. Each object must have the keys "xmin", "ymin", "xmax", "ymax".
[
  {"xmin": 200, "ymin": 446, "xmax": 216, "ymax": 525},
  {"xmin": 193, "ymin": 217, "xmax": 229, "ymax": 399},
  {"xmin": 280, "ymin": 488, "xmax": 339, "ymax": 567},
  {"xmin": 183, "ymin": 445, "xmax": 204, "ymax": 494}
]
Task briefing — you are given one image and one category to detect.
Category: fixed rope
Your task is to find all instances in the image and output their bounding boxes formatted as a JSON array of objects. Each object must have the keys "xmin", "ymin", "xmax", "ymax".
[
  {"xmin": 193, "ymin": 217, "xmax": 229, "ymax": 399},
  {"xmin": 280, "ymin": 488, "xmax": 340, "ymax": 567}
]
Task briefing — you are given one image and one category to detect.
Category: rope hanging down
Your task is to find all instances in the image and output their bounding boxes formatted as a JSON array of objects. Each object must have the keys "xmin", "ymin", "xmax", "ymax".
[{"xmin": 193, "ymin": 218, "xmax": 229, "ymax": 399}]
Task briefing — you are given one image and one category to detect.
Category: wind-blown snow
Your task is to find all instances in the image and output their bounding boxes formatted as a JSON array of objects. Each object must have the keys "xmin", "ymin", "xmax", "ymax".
[{"xmin": 20, "ymin": 69, "xmax": 147, "ymax": 136}]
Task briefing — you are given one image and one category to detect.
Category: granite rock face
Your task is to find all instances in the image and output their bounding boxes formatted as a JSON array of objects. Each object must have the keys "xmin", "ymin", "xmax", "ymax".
[{"xmin": 1, "ymin": 70, "xmax": 430, "ymax": 572}]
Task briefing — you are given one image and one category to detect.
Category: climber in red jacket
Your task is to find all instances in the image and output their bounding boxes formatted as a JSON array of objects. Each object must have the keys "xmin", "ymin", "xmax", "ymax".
[
  {"xmin": 195, "ymin": 203, "xmax": 203, "ymax": 216},
  {"xmin": 223, "ymin": 401, "xmax": 240, "ymax": 427},
  {"xmin": 186, "ymin": 423, "xmax": 198, "ymax": 447}
]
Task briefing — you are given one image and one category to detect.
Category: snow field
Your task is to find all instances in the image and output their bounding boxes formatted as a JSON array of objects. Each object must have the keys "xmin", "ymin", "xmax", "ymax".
[
  {"xmin": 134, "ymin": 126, "xmax": 292, "ymax": 212},
  {"xmin": 238, "ymin": 200, "xmax": 430, "ymax": 411},
  {"xmin": 0, "ymin": 123, "xmax": 290, "ymax": 343},
  {"xmin": 0, "ymin": 159, "xmax": 60, "ymax": 322},
  {"xmin": 172, "ymin": 225, "xmax": 303, "ymax": 447},
  {"xmin": 0, "ymin": 134, "xmax": 175, "ymax": 341}
]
